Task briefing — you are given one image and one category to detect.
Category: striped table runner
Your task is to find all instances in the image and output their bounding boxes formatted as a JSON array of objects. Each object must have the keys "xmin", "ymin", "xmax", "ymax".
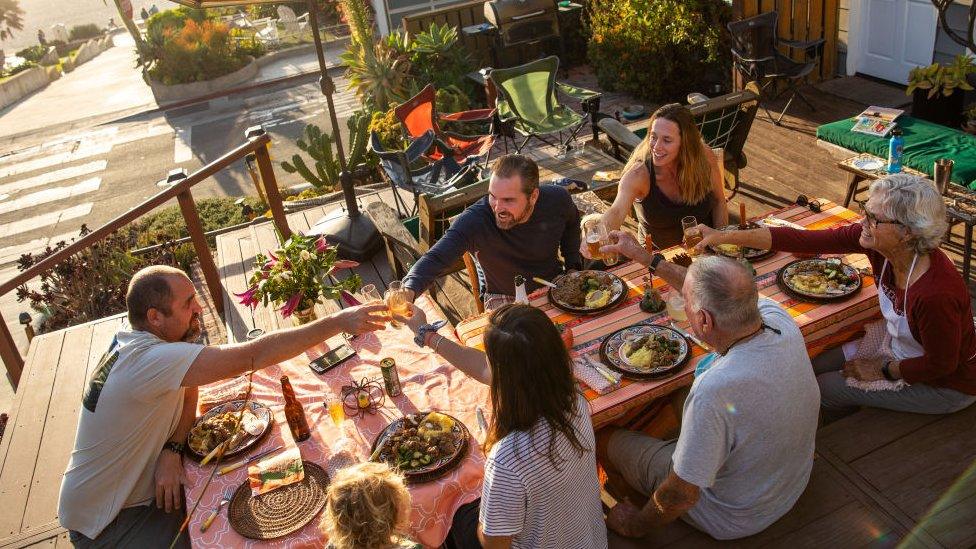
[{"xmin": 455, "ymin": 200, "xmax": 880, "ymax": 427}]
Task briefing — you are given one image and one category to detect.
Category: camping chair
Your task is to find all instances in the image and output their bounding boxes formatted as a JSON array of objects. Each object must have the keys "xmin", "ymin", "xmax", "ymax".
[
  {"xmin": 370, "ymin": 130, "xmax": 475, "ymax": 218},
  {"xmin": 236, "ymin": 11, "xmax": 279, "ymax": 46},
  {"xmin": 595, "ymin": 83, "xmax": 761, "ymax": 199},
  {"xmin": 277, "ymin": 6, "xmax": 309, "ymax": 39},
  {"xmin": 395, "ymin": 84, "xmax": 496, "ymax": 168},
  {"xmin": 728, "ymin": 12, "xmax": 824, "ymax": 125},
  {"xmin": 487, "ymin": 56, "xmax": 601, "ymax": 154}
]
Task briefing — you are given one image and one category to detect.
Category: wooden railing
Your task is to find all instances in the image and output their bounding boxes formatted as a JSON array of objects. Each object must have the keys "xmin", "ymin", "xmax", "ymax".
[
  {"xmin": 0, "ymin": 133, "xmax": 292, "ymax": 389},
  {"xmin": 732, "ymin": 0, "xmax": 840, "ymax": 81}
]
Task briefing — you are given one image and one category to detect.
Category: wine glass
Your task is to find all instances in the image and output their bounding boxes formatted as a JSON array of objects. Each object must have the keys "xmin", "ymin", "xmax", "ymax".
[
  {"xmin": 358, "ymin": 284, "xmax": 382, "ymax": 304},
  {"xmin": 681, "ymin": 215, "xmax": 703, "ymax": 257},
  {"xmin": 384, "ymin": 280, "xmax": 411, "ymax": 327}
]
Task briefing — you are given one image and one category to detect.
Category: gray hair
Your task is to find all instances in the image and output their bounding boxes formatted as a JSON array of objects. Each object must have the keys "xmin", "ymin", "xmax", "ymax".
[
  {"xmin": 686, "ymin": 256, "xmax": 761, "ymax": 330},
  {"xmin": 869, "ymin": 174, "xmax": 948, "ymax": 254}
]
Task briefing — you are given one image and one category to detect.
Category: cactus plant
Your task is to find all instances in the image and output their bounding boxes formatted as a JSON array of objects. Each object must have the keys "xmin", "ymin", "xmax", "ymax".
[{"xmin": 281, "ymin": 114, "xmax": 372, "ymax": 190}]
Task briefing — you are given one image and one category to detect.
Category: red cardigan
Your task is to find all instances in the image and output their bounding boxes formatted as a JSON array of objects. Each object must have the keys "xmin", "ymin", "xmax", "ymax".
[{"xmin": 770, "ymin": 224, "xmax": 976, "ymax": 395}]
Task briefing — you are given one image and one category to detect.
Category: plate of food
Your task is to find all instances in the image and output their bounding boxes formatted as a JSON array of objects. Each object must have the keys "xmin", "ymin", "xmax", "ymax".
[
  {"xmin": 599, "ymin": 325, "xmax": 690, "ymax": 379},
  {"xmin": 369, "ymin": 412, "xmax": 470, "ymax": 483},
  {"xmin": 707, "ymin": 223, "xmax": 775, "ymax": 261},
  {"xmin": 852, "ymin": 157, "xmax": 885, "ymax": 171},
  {"xmin": 549, "ymin": 270, "xmax": 628, "ymax": 314},
  {"xmin": 778, "ymin": 257, "xmax": 862, "ymax": 301},
  {"xmin": 187, "ymin": 400, "xmax": 273, "ymax": 461}
]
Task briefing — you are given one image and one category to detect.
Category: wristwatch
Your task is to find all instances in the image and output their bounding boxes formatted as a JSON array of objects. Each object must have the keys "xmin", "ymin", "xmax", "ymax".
[
  {"xmin": 648, "ymin": 253, "xmax": 666, "ymax": 273},
  {"xmin": 414, "ymin": 320, "xmax": 447, "ymax": 347},
  {"xmin": 163, "ymin": 440, "xmax": 185, "ymax": 455}
]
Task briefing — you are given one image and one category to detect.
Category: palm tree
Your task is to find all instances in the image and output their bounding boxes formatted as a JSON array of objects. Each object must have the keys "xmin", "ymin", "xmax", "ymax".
[{"xmin": 0, "ymin": 0, "xmax": 25, "ymax": 41}]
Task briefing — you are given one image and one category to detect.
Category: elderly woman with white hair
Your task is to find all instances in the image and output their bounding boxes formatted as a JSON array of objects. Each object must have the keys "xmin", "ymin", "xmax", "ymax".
[{"xmin": 697, "ymin": 174, "xmax": 976, "ymax": 415}]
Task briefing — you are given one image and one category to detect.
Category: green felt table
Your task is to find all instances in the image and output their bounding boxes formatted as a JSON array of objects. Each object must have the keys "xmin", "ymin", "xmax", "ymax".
[{"xmin": 816, "ymin": 116, "xmax": 976, "ymax": 190}]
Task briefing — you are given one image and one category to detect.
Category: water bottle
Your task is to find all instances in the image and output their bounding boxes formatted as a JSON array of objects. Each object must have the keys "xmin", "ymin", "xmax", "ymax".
[{"xmin": 887, "ymin": 128, "xmax": 904, "ymax": 173}]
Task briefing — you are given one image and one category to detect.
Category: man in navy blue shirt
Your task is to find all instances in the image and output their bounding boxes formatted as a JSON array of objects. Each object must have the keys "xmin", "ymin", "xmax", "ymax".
[{"xmin": 403, "ymin": 154, "xmax": 582, "ymax": 309}]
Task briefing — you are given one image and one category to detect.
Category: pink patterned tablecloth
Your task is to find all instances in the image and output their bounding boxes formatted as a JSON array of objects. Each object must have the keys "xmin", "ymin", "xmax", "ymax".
[{"xmin": 184, "ymin": 297, "xmax": 488, "ymax": 548}]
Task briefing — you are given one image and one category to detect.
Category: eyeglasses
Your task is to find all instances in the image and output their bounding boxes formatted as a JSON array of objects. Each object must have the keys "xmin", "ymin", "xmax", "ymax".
[{"xmin": 854, "ymin": 200, "xmax": 902, "ymax": 229}]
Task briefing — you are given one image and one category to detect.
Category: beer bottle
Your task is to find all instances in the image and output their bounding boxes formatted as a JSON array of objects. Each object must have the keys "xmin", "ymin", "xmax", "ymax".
[{"xmin": 280, "ymin": 376, "xmax": 311, "ymax": 442}]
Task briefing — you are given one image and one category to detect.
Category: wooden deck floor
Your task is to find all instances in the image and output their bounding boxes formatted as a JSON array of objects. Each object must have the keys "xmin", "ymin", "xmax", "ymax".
[{"xmin": 1, "ymin": 74, "xmax": 975, "ymax": 548}]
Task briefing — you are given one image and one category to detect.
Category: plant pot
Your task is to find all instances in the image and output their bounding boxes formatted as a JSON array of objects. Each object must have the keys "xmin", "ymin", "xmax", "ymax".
[
  {"xmin": 292, "ymin": 307, "xmax": 318, "ymax": 326},
  {"xmin": 912, "ymin": 89, "xmax": 964, "ymax": 127}
]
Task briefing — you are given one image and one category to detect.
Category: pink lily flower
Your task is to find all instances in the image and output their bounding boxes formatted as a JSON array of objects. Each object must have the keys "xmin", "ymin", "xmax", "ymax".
[
  {"xmin": 234, "ymin": 286, "xmax": 260, "ymax": 309},
  {"xmin": 315, "ymin": 237, "xmax": 329, "ymax": 253},
  {"xmin": 279, "ymin": 293, "xmax": 303, "ymax": 318},
  {"xmin": 333, "ymin": 259, "xmax": 360, "ymax": 270}
]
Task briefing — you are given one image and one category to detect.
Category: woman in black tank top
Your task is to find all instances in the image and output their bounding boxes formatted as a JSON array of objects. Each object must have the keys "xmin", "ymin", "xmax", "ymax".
[{"xmin": 581, "ymin": 104, "xmax": 728, "ymax": 252}]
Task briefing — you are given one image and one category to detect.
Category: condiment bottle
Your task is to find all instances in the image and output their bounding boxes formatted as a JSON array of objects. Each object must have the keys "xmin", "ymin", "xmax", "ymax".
[
  {"xmin": 514, "ymin": 275, "xmax": 528, "ymax": 304},
  {"xmin": 280, "ymin": 376, "xmax": 311, "ymax": 442}
]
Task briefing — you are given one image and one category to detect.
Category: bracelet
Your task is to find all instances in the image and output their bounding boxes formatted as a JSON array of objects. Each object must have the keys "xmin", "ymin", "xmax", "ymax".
[
  {"xmin": 432, "ymin": 334, "xmax": 444, "ymax": 353},
  {"xmin": 881, "ymin": 361, "xmax": 896, "ymax": 381}
]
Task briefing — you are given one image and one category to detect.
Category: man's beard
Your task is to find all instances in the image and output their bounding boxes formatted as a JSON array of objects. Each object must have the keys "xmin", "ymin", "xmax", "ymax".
[
  {"xmin": 494, "ymin": 202, "xmax": 534, "ymax": 230},
  {"xmin": 181, "ymin": 314, "xmax": 202, "ymax": 342}
]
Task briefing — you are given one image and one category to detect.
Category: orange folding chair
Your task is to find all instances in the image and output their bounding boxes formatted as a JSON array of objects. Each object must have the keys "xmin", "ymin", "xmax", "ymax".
[{"xmin": 394, "ymin": 84, "xmax": 496, "ymax": 168}]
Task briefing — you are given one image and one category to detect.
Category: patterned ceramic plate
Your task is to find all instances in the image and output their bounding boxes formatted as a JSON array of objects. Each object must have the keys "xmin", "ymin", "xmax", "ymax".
[
  {"xmin": 599, "ymin": 324, "xmax": 690, "ymax": 379},
  {"xmin": 778, "ymin": 258, "xmax": 862, "ymax": 301},
  {"xmin": 549, "ymin": 270, "xmax": 628, "ymax": 314},
  {"xmin": 852, "ymin": 157, "xmax": 885, "ymax": 171},
  {"xmin": 187, "ymin": 400, "xmax": 273, "ymax": 461},
  {"xmin": 370, "ymin": 412, "xmax": 470, "ymax": 483},
  {"xmin": 708, "ymin": 223, "xmax": 775, "ymax": 261}
]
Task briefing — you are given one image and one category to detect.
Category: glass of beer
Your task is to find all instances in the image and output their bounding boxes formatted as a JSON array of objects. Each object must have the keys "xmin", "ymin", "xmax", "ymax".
[
  {"xmin": 666, "ymin": 292, "xmax": 688, "ymax": 322},
  {"xmin": 682, "ymin": 215, "xmax": 703, "ymax": 256},
  {"xmin": 584, "ymin": 219, "xmax": 604, "ymax": 261},
  {"xmin": 385, "ymin": 280, "xmax": 411, "ymax": 327},
  {"xmin": 325, "ymin": 393, "xmax": 346, "ymax": 425}
]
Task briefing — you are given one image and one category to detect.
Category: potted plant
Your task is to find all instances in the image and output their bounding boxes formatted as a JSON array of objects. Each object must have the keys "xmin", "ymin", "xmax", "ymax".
[
  {"xmin": 906, "ymin": 54, "xmax": 975, "ymax": 127},
  {"xmin": 235, "ymin": 234, "xmax": 361, "ymax": 324}
]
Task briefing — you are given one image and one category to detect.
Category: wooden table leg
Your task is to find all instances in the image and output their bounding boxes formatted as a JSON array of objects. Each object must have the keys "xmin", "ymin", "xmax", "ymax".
[{"xmin": 844, "ymin": 174, "xmax": 863, "ymax": 208}]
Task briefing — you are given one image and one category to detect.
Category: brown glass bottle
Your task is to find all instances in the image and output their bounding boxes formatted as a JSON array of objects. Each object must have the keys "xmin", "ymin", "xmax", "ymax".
[{"xmin": 280, "ymin": 376, "xmax": 311, "ymax": 442}]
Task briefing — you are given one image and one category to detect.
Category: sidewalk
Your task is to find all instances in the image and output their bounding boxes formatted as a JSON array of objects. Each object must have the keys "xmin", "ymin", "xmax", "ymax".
[{"xmin": 0, "ymin": 34, "xmax": 347, "ymax": 143}]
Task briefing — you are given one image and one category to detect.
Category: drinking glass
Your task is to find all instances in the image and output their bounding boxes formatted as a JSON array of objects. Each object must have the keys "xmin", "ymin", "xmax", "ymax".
[
  {"xmin": 385, "ymin": 280, "xmax": 411, "ymax": 327},
  {"xmin": 324, "ymin": 391, "xmax": 346, "ymax": 426},
  {"xmin": 358, "ymin": 284, "xmax": 382, "ymax": 304},
  {"xmin": 681, "ymin": 215, "xmax": 703, "ymax": 257},
  {"xmin": 666, "ymin": 292, "xmax": 687, "ymax": 322},
  {"xmin": 584, "ymin": 218, "xmax": 619, "ymax": 265}
]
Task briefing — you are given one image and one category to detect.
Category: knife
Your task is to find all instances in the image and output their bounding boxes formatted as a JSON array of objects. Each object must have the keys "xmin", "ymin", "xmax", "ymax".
[
  {"xmin": 531, "ymin": 277, "xmax": 558, "ymax": 289},
  {"xmin": 583, "ymin": 354, "xmax": 620, "ymax": 386},
  {"xmin": 669, "ymin": 321, "xmax": 712, "ymax": 352},
  {"xmin": 217, "ymin": 444, "xmax": 284, "ymax": 476}
]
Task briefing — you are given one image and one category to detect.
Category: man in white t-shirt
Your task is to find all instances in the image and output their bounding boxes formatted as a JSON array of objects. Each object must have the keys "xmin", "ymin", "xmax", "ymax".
[
  {"xmin": 58, "ymin": 265, "xmax": 387, "ymax": 547},
  {"xmin": 597, "ymin": 238, "xmax": 820, "ymax": 541}
]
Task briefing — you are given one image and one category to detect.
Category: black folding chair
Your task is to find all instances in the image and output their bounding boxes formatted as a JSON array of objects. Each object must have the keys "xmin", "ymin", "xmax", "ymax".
[{"xmin": 728, "ymin": 12, "xmax": 824, "ymax": 125}]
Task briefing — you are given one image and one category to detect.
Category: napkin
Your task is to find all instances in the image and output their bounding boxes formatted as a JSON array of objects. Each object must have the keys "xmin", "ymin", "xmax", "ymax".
[
  {"xmin": 573, "ymin": 355, "xmax": 621, "ymax": 394},
  {"xmin": 248, "ymin": 446, "xmax": 304, "ymax": 497},
  {"xmin": 843, "ymin": 320, "xmax": 907, "ymax": 392}
]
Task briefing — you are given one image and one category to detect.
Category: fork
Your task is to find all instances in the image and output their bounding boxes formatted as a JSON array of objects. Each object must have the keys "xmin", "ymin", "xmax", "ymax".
[{"xmin": 200, "ymin": 489, "xmax": 234, "ymax": 532}]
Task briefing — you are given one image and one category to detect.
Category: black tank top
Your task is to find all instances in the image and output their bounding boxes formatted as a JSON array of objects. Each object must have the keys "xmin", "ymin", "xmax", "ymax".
[{"xmin": 633, "ymin": 159, "xmax": 715, "ymax": 248}]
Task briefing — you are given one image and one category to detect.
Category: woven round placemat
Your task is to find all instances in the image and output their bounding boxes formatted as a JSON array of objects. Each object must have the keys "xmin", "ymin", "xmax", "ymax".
[{"xmin": 227, "ymin": 460, "xmax": 329, "ymax": 540}]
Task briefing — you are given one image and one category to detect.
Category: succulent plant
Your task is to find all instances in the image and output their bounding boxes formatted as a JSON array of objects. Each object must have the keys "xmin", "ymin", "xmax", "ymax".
[
  {"xmin": 907, "ymin": 54, "xmax": 976, "ymax": 98},
  {"xmin": 281, "ymin": 115, "xmax": 370, "ymax": 190}
]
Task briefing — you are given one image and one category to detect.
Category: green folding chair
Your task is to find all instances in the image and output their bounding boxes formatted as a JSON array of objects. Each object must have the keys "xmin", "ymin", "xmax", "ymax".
[{"xmin": 487, "ymin": 56, "xmax": 601, "ymax": 154}]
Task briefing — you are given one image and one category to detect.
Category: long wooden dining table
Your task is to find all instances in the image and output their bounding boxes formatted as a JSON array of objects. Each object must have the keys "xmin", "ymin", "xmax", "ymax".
[{"xmin": 455, "ymin": 199, "xmax": 882, "ymax": 427}]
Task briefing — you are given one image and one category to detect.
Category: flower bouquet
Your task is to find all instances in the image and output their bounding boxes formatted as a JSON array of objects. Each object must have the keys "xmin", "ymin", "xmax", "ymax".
[{"xmin": 236, "ymin": 234, "xmax": 361, "ymax": 324}]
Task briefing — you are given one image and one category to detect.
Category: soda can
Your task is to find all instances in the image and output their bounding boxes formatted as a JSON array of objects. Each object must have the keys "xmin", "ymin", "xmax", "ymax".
[{"xmin": 380, "ymin": 357, "xmax": 402, "ymax": 397}]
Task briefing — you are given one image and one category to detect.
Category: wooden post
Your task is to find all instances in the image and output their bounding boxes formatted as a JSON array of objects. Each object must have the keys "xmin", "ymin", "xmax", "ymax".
[
  {"xmin": 251, "ymin": 143, "xmax": 292, "ymax": 240},
  {"xmin": 178, "ymin": 190, "xmax": 224, "ymax": 315},
  {"xmin": 0, "ymin": 311, "xmax": 24, "ymax": 389}
]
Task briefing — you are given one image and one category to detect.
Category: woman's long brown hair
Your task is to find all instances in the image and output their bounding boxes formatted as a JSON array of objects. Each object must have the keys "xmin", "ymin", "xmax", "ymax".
[
  {"xmin": 622, "ymin": 103, "xmax": 714, "ymax": 205},
  {"xmin": 483, "ymin": 304, "xmax": 587, "ymax": 466}
]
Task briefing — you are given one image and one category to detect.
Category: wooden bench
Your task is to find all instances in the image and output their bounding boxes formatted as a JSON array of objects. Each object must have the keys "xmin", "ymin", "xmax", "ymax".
[{"xmin": 0, "ymin": 314, "xmax": 125, "ymax": 548}]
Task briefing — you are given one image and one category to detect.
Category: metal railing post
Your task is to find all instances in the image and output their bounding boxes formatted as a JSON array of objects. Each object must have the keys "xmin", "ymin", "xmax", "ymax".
[{"xmin": 177, "ymin": 189, "xmax": 224, "ymax": 315}]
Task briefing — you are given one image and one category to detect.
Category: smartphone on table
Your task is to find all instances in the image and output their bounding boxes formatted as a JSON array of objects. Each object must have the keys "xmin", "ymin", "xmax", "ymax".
[{"xmin": 309, "ymin": 344, "xmax": 356, "ymax": 375}]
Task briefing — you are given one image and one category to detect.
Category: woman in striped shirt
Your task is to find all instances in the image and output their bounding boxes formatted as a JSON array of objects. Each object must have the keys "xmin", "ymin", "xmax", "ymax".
[{"xmin": 401, "ymin": 303, "xmax": 608, "ymax": 549}]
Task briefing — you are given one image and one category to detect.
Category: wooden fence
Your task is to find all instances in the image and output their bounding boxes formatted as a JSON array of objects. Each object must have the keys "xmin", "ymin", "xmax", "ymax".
[
  {"xmin": 733, "ymin": 0, "xmax": 840, "ymax": 81},
  {"xmin": 0, "ymin": 133, "xmax": 293, "ymax": 389}
]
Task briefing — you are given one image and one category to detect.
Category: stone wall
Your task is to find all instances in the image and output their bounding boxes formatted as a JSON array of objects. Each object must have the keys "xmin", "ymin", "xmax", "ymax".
[{"xmin": 0, "ymin": 67, "xmax": 52, "ymax": 109}]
